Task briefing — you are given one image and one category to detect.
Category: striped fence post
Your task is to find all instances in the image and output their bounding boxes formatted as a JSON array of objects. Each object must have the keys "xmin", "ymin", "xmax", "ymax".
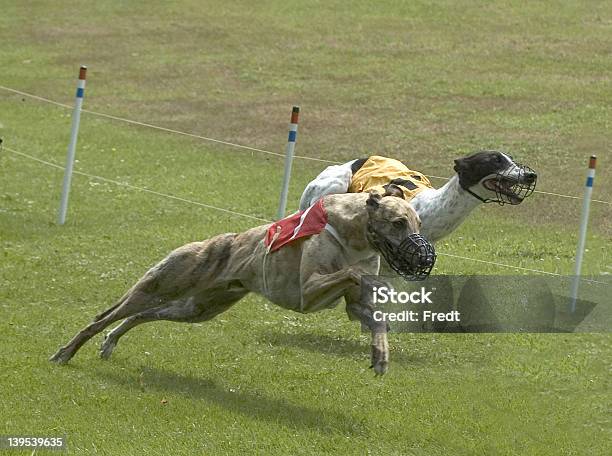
[
  {"xmin": 58, "ymin": 65, "xmax": 87, "ymax": 225},
  {"xmin": 276, "ymin": 106, "xmax": 300, "ymax": 220},
  {"xmin": 569, "ymin": 155, "xmax": 597, "ymax": 312}
]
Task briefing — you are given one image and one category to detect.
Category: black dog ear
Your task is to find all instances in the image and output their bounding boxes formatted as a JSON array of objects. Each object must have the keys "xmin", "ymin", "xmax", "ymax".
[
  {"xmin": 383, "ymin": 184, "xmax": 405, "ymax": 199},
  {"xmin": 453, "ymin": 158, "xmax": 467, "ymax": 175},
  {"xmin": 366, "ymin": 192, "xmax": 382, "ymax": 211}
]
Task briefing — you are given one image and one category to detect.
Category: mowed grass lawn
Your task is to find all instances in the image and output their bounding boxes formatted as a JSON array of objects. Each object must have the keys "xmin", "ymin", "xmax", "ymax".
[{"xmin": 1, "ymin": 1, "xmax": 611, "ymax": 454}]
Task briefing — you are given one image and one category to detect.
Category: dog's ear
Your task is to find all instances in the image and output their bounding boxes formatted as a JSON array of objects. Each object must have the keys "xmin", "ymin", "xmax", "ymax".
[
  {"xmin": 366, "ymin": 191, "xmax": 382, "ymax": 212},
  {"xmin": 383, "ymin": 184, "xmax": 404, "ymax": 199},
  {"xmin": 453, "ymin": 157, "xmax": 467, "ymax": 175}
]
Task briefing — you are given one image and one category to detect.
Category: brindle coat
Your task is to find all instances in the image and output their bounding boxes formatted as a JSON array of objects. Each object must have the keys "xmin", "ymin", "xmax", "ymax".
[{"xmin": 50, "ymin": 191, "xmax": 422, "ymax": 375}]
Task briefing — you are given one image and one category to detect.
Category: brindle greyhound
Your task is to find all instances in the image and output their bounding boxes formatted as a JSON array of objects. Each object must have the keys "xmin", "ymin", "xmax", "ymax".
[{"xmin": 50, "ymin": 191, "xmax": 431, "ymax": 375}]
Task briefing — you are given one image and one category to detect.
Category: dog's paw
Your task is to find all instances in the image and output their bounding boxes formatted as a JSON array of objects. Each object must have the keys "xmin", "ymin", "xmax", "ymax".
[
  {"xmin": 370, "ymin": 333, "xmax": 389, "ymax": 376},
  {"xmin": 99, "ymin": 341, "xmax": 116, "ymax": 360},
  {"xmin": 370, "ymin": 359, "xmax": 389, "ymax": 376},
  {"xmin": 49, "ymin": 348, "xmax": 72, "ymax": 364}
]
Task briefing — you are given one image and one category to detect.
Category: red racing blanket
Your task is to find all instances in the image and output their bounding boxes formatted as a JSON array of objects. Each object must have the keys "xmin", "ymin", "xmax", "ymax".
[{"xmin": 265, "ymin": 199, "xmax": 328, "ymax": 252}]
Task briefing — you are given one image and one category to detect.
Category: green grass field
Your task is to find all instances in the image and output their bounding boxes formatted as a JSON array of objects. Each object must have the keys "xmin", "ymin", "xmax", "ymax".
[{"xmin": 1, "ymin": 1, "xmax": 610, "ymax": 454}]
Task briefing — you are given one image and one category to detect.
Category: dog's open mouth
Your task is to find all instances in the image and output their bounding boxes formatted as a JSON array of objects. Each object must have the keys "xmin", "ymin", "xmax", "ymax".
[{"xmin": 483, "ymin": 177, "xmax": 524, "ymax": 205}]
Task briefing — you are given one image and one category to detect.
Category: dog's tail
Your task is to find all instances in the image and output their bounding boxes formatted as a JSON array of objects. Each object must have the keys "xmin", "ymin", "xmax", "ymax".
[
  {"xmin": 92, "ymin": 288, "xmax": 137, "ymax": 322},
  {"xmin": 92, "ymin": 301, "xmax": 123, "ymax": 322}
]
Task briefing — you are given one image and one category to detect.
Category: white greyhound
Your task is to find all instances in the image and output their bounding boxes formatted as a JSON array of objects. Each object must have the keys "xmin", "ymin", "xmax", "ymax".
[{"xmin": 299, "ymin": 150, "xmax": 537, "ymax": 243}]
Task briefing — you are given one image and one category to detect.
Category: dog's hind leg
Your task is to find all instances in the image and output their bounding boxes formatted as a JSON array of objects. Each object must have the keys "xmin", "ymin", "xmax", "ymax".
[
  {"xmin": 49, "ymin": 287, "xmax": 162, "ymax": 364},
  {"xmin": 51, "ymin": 237, "xmax": 242, "ymax": 364},
  {"xmin": 49, "ymin": 306, "xmax": 129, "ymax": 364},
  {"xmin": 100, "ymin": 289, "xmax": 247, "ymax": 359}
]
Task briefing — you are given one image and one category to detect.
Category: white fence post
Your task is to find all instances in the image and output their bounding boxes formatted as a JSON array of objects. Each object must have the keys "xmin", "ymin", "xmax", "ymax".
[
  {"xmin": 58, "ymin": 65, "xmax": 87, "ymax": 225},
  {"xmin": 276, "ymin": 106, "xmax": 300, "ymax": 220},
  {"xmin": 569, "ymin": 155, "xmax": 597, "ymax": 312}
]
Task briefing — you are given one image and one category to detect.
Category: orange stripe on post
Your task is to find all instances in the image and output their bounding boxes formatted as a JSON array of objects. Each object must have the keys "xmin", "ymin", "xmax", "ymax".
[
  {"xmin": 79, "ymin": 65, "xmax": 88, "ymax": 80},
  {"xmin": 589, "ymin": 155, "xmax": 597, "ymax": 169},
  {"xmin": 291, "ymin": 106, "xmax": 300, "ymax": 124}
]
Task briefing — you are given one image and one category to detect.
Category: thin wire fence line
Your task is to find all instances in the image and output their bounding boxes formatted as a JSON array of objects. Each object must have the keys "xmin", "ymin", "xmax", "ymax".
[
  {"xmin": 0, "ymin": 86, "xmax": 73, "ymax": 109},
  {"xmin": 437, "ymin": 253, "xmax": 608, "ymax": 285},
  {"xmin": 4, "ymin": 146, "xmax": 270, "ymax": 223},
  {"xmin": 1, "ymin": 84, "xmax": 610, "ymax": 205},
  {"xmin": 415, "ymin": 175, "xmax": 611, "ymax": 204},
  {"xmin": 4, "ymin": 145, "xmax": 609, "ymax": 285},
  {"xmin": 0, "ymin": 85, "xmax": 338, "ymax": 165}
]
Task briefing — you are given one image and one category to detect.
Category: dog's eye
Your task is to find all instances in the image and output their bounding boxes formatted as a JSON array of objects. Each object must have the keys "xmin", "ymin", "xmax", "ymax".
[{"xmin": 393, "ymin": 220, "xmax": 406, "ymax": 229}]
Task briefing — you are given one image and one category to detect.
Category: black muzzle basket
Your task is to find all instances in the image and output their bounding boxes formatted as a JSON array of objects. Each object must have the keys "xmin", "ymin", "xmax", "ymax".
[
  {"xmin": 492, "ymin": 163, "xmax": 537, "ymax": 205},
  {"xmin": 376, "ymin": 233, "xmax": 436, "ymax": 281}
]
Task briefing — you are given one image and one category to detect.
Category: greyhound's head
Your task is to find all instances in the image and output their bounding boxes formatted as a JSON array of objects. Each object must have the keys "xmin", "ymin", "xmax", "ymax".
[
  {"xmin": 365, "ymin": 190, "xmax": 436, "ymax": 281},
  {"xmin": 454, "ymin": 150, "xmax": 537, "ymax": 205}
]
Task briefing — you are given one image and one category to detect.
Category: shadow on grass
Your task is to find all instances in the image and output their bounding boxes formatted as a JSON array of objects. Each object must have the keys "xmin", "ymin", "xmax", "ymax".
[
  {"xmin": 260, "ymin": 330, "xmax": 430, "ymax": 365},
  {"xmin": 93, "ymin": 363, "xmax": 367, "ymax": 436}
]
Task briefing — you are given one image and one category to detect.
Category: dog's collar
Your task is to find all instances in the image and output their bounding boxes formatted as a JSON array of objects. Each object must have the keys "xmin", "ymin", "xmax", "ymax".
[
  {"xmin": 464, "ymin": 187, "xmax": 490, "ymax": 203},
  {"xmin": 457, "ymin": 175, "xmax": 490, "ymax": 203}
]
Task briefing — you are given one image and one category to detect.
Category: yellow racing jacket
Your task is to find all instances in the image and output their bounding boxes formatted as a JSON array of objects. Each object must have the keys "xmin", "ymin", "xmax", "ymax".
[{"xmin": 348, "ymin": 155, "xmax": 432, "ymax": 201}]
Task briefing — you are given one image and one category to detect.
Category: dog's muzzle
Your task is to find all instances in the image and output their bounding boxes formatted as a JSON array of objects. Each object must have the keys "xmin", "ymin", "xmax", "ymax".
[
  {"xmin": 373, "ymin": 233, "xmax": 437, "ymax": 281},
  {"xmin": 479, "ymin": 164, "xmax": 538, "ymax": 205}
]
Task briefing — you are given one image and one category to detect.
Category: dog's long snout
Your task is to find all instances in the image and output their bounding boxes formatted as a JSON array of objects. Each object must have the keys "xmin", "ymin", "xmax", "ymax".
[{"xmin": 403, "ymin": 234, "xmax": 436, "ymax": 280}]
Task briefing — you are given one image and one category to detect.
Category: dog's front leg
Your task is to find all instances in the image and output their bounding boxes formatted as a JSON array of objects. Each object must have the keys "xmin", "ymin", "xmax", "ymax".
[
  {"xmin": 301, "ymin": 268, "xmax": 389, "ymax": 375},
  {"xmin": 345, "ymin": 285, "xmax": 389, "ymax": 376},
  {"xmin": 299, "ymin": 268, "xmax": 361, "ymax": 313}
]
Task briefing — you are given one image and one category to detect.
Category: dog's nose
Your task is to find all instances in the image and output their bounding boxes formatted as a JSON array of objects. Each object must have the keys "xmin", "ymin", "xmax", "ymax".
[
  {"xmin": 419, "ymin": 254, "xmax": 435, "ymax": 268},
  {"xmin": 523, "ymin": 170, "xmax": 537, "ymax": 184}
]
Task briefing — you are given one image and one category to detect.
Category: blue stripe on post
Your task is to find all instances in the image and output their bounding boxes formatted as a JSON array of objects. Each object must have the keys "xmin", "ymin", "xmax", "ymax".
[
  {"xmin": 76, "ymin": 88, "xmax": 84, "ymax": 98},
  {"xmin": 288, "ymin": 130, "xmax": 297, "ymax": 142},
  {"xmin": 586, "ymin": 176, "xmax": 594, "ymax": 187}
]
